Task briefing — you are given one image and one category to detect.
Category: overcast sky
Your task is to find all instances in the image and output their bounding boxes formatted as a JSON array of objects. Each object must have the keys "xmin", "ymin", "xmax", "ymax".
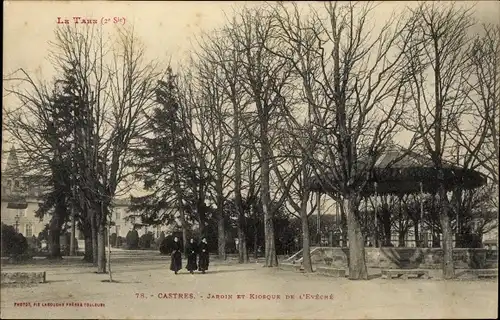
[
  {"xmin": 4, "ymin": 1, "xmax": 499, "ymax": 80},
  {"xmin": 3, "ymin": 0, "xmax": 499, "ymax": 145},
  {"xmin": 3, "ymin": 1, "xmax": 499, "ymax": 202},
  {"xmin": 3, "ymin": 1, "xmax": 499, "ymax": 146}
]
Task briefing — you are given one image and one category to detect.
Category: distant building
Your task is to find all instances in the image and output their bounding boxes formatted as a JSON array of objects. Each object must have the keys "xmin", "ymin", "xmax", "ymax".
[
  {"xmin": 1, "ymin": 147, "xmax": 49, "ymax": 237},
  {"xmin": 1, "ymin": 147, "xmax": 173, "ymax": 241}
]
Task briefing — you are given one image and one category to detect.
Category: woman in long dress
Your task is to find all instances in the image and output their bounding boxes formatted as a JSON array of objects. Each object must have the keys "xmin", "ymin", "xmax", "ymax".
[
  {"xmin": 170, "ymin": 236, "xmax": 182, "ymax": 274},
  {"xmin": 186, "ymin": 238, "xmax": 198, "ymax": 274},
  {"xmin": 198, "ymin": 238, "xmax": 209, "ymax": 274}
]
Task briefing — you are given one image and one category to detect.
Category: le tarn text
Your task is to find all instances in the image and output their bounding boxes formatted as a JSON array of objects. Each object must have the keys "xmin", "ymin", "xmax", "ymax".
[{"xmin": 57, "ymin": 17, "xmax": 126, "ymax": 25}]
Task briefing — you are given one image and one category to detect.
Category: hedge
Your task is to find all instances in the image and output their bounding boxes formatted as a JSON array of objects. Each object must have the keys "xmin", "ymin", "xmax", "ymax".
[
  {"xmin": 126, "ymin": 230, "xmax": 139, "ymax": 249},
  {"xmin": 1, "ymin": 223, "xmax": 28, "ymax": 257}
]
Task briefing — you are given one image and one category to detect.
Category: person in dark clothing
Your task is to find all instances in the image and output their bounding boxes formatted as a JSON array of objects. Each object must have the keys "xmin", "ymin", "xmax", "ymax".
[
  {"xmin": 198, "ymin": 237, "xmax": 209, "ymax": 274},
  {"xmin": 186, "ymin": 238, "xmax": 198, "ymax": 274},
  {"xmin": 170, "ymin": 236, "xmax": 182, "ymax": 274}
]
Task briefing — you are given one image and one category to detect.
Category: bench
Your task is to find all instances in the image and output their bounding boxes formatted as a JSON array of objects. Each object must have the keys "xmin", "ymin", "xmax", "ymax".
[
  {"xmin": 464, "ymin": 269, "xmax": 498, "ymax": 279},
  {"xmin": 381, "ymin": 269, "xmax": 430, "ymax": 280},
  {"xmin": 316, "ymin": 267, "xmax": 346, "ymax": 278},
  {"xmin": 1, "ymin": 271, "xmax": 46, "ymax": 284}
]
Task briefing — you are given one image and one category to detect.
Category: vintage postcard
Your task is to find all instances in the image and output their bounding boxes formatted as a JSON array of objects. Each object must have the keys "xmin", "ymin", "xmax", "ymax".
[{"xmin": 1, "ymin": 1, "xmax": 499, "ymax": 319}]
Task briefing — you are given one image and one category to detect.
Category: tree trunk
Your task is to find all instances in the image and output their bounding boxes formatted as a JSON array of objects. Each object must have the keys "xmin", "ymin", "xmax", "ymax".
[
  {"xmin": 177, "ymin": 196, "xmax": 188, "ymax": 251},
  {"xmin": 181, "ymin": 224, "xmax": 188, "ymax": 253},
  {"xmin": 242, "ymin": 234, "xmax": 248, "ymax": 262},
  {"xmin": 82, "ymin": 216, "xmax": 93, "ymax": 262},
  {"xmin": 453, "ymin": 188, "xmax": 463, "ymax": 247},
  {"xmin": 382, "ymin": 211, "xmax": 392, "ymax": 246},
  {"xmin": 300, "ymin": 192, "xmax": 313, "ymax": 273},
  {"xmin": 232, "ymin": 95, "xmax": 247, "ymax": 263},
  {"xmin": 264, "ymin": 216, "xmax": 278, "ymax": 267},
  {"xmin": 340, "ymin": 207, "xmax": 348, "ymax": 247},
  {"xmin": 173, "ymin": 163, "xmax": 188, "ymax": 250},
  {"xmin": 217, "ymin": 205, "xmax": 226, "ymax": 260},
  {"xmin": 438, "ymin": 182, "xmax": 455, "ymax": 279},
  {"xmin": 83, "ymin": 230, "xmax": 93, "ymax": 262},
  {"xmin": 344, "ymin": 194, "xmax": 368, "ymax": 280},
  {"xmin": 91, "ymin": 213, "xmax": 98, "ymax": 266},
  {"xmin": 253, "ymin": 208, "xmax": 259, "ymax": 260},
  {"xmin": 398, "ymin": 231, "xmax": 406, "ymax": 247},
  {"xmin": 48, "ymin": 215, "xmax": 62, "ymax": 259},
  {"xmin": 237, "ymin": 224, "xmax": 247, "ymax": 263},
  {"xmin": 260, "ymin": 112, "xmax": 277, "ymax": 267},
  {"xmin": 70, "ymin": 207, "xmax": 76, "ymax": 256},
  {"xmin": 107, "ymin": 222, "xmax": 112, "ymax": 282},
  {"xmin": 414, "ymin": 220, "xmax": 420, "ymax": 248},
  {"xmin": 97, "ymin": 222, "xmax": 106, "ymax": 273},
  {"xmin": 235, "ymin": 184, "xmax": 247, "ymax": 263}
]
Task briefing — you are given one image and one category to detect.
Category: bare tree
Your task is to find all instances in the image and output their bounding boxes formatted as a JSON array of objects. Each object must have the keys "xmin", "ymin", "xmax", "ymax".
[
  {"xmin": 195, "ymin": 25, "xmax": 252, "ymax": 263},
  {"xmin": 187, "ymin": 53, "xmax": 235, "ymax": 259},
  {"xmin": 268, "ymin": 2, "xmax": 417, "ymax": 279},
  {"xmin": 271, "ymin": 131, "xmax": 319, "ymax": 272},
  {"xmin": 5, "ymin": 25, "xmax": 161, "ymax": 274},
  {"xmin": 267, "ymin": 2, "xmax": 336, "ymax": 272},
  {"xmin": 464, "ymin": 24, "xmax": 499, "ymax": 185},
  {"xmin": 223, "ymin": 6, "xmax": 295, "ymax": 267},
  {"xmin": 3, "ymin": 72, "xmax": 72, "ymax": 259},
  {"xmin": 404, "ymin": 3, "xmax": 475, "ymax": 278}
]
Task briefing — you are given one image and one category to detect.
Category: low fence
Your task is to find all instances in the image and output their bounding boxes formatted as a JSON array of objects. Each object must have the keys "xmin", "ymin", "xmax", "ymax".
[{"xmin": 307, "ymin": 247, "xmax": 498, "ymax": 269}]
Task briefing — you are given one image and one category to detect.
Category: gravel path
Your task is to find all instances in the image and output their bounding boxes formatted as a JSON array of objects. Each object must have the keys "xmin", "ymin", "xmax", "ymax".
[{"xmin": 1, "ymin": 259, "xmax": 497, "ymax": 319}]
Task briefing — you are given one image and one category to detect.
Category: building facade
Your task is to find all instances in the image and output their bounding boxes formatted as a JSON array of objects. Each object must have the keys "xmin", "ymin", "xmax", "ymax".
[{"xmin": 1, "ymin": 147, "xmax": 172, "ymax": 242}]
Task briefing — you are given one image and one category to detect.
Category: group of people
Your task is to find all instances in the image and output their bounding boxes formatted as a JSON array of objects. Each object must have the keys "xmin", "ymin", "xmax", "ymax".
[{"xmin": 170, "ymin": 237, "xmax": 210, "ymax": 275}]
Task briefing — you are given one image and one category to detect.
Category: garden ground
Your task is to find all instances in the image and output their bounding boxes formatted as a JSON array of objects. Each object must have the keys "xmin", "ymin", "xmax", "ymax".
[{"xmin": 1, "ymin": 251, "xmax": 497, "ymax": 319}]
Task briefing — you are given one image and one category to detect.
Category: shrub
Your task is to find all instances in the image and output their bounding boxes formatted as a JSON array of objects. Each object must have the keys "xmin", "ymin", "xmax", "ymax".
[
  {"xmin": 150, "ymin": 240, "xmax": 158, "ymax": 250},
  {"xmin": 126, "ymin": 230, "xmax": 139, "ymax": 249},
  {"xmin": 116, "ymin": 236, "xmax": 124, "ymax": 248},
  {"xmin": 1, "ymin": 223, "xmax": 28, "ymax": 257},
  {"xmin": 159, "ymin": 237, "xmax": 170, "ymax": 255},
  {"xmin": 110, "ymin": 233, "xmax": 117, "ymax": 247},
  {"xmin": 139, "ymin": 232, "xmax": 154, "ymax": 249}
]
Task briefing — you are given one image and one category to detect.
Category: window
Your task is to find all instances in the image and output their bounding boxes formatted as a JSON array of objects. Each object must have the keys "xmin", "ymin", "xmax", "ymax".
[
  {"xmin": 115, "ymin": 211, "xmax": 121, "ymax": 220},
  {"xmin": 25, "ymin": 224, "xmax": 33, "ymax": 238},
  {"xmin": 115, "ymin": 225, "xmax": 121, "ymax": 237},
  {"xmin": 23, "ymin": 209, "xmax": 28, "ymax": 217}
]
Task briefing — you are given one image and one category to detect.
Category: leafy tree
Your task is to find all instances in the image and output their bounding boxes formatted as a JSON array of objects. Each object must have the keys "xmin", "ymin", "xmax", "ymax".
[
  {"xmin": 110, "ymin": 233, "xmax": 117, "ymax": 247},
  {"xmin": 130, "ymin": 68, "xmax": 192, "ymax": 249},
  {"xmin": 139, "ymin": 232, "xmax": 154, "ymax": 249}
]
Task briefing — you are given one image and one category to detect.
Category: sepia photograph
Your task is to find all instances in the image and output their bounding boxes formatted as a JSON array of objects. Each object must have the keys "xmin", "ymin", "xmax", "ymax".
[{"xmin": 1, "ymin": 1, "xmax": 499, "ymax": 319}]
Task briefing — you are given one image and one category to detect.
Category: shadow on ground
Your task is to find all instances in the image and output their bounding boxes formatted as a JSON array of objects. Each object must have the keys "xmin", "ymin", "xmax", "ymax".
[
  {"xmin": 205, "ymin": 268, "xmax": 256, "ymax": 274},
  {"xmin": 367, "ymin": 273, "xmax": 382, "ymax": 280},
  {"xmin": 172, "ymin": 268, "xmax": 256, "ymax": 275},
  {"xmin": 44, "ymin": 280, "xmax": 66, "ymax": 284}
]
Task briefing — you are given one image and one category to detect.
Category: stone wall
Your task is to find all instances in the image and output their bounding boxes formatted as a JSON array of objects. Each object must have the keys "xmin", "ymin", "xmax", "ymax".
[
  {"xmin": 1, "ymin": 271, "xmax": 46, "ymax": 284},
  {"xmin": 307, "ymin": 247, "xmax": 498, "ymax": 269}
]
